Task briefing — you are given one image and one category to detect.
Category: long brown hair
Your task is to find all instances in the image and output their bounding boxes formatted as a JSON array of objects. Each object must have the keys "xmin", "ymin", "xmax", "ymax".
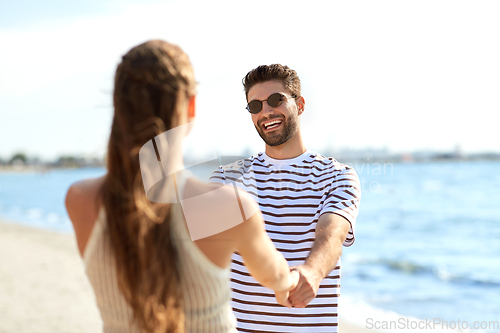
[{"xmin": 99, "ymin": 40, "xmax": 196, "ymax": 332}]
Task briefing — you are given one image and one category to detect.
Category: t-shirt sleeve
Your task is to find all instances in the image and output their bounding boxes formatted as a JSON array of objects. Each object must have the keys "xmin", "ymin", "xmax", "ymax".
[
  {"xmin": 319, "ymin": 166, "xmax": 361, "ymax": 247},
  {"xmin": 209, "ymin": 166, "xmax": 227, "ymax": 185}
]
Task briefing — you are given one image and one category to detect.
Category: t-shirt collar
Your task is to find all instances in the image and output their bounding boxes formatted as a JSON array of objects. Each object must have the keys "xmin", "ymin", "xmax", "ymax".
[{"xmin": 261, "ymin": 149, "xmax": 313, "ymax": 166}]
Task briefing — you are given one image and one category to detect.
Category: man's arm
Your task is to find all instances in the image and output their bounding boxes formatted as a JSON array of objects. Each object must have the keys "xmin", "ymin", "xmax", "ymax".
[{"xmin": 287, "ymin": 213, "xmax": 351, "ymax": 308}]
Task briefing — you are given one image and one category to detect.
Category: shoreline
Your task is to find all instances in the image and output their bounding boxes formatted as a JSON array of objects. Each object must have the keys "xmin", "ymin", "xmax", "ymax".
[
  {"xmin": 0, "ymin": 219, "xmax": 380, "ymax": 333},
  {"xmin": 1, "ymin": 158, "xmax": 499, "ymax": 174},
  {"xmin": 0, "ymin": 165, "xmax": 81, "ymax": 173}
]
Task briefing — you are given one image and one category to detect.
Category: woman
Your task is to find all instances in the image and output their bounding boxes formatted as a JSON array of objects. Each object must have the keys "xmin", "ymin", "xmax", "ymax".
[{"xmin": 65, "ymin": 40, "xmax": 298, "ymax": 333}]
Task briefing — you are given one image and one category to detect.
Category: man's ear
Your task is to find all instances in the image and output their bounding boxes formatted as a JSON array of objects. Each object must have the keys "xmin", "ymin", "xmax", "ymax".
[
  {"xmin": 188, "ymin": 95, "xmax": 196, "ymax": 119},
  {"xmin": 297, "ymin": 96, "xmax": 305, "ymax": 115}
]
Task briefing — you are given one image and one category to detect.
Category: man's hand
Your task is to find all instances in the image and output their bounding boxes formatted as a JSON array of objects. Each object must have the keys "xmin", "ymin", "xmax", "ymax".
[
  {"xmin": 287, "ymin": 214, "xmax": 350, "ymax": 308},
  {"xmin": 287, "ymin": 265, "xmax": 322, "ymax": 308}
]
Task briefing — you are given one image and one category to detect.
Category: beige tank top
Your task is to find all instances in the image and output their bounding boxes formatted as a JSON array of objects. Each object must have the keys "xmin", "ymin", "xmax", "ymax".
[{"xmin": 83, "ymin": 171, "xmax": 237, "ymax": 333}]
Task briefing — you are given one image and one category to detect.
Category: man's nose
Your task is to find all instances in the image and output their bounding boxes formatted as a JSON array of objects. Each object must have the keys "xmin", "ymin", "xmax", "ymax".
[{"xmin": 261, "ymin": 101, "xmax": 275, "ymax": 116}]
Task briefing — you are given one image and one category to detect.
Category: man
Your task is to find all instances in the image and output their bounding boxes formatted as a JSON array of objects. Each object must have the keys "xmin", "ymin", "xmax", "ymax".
[{"xmin": 210, "ymin": 64, "xmax": 360, "ymax": 333}]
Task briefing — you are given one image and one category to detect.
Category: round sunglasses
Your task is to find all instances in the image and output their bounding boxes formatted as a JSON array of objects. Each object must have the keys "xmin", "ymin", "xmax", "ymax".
[{"xmin": 246, "ymin": 92, "xmax": 297, "ymax": 114}]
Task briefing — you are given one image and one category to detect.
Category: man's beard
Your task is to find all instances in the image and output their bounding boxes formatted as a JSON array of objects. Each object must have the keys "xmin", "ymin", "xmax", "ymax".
[{"xmin": 255, "ymin": 115, "xmax": 298, "ymax": 147}]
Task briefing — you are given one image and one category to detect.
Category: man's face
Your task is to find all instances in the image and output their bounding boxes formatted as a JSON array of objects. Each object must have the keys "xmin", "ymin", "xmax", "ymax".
[{"xmin": 247, "ymin": 81, "xmax": 302, "ymax": 147}]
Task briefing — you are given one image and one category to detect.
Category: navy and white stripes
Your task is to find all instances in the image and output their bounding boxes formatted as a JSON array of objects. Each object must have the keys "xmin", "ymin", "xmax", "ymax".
[{"xmin": 210, "ymin": 150, "xmax": 360, "ymax": 333}]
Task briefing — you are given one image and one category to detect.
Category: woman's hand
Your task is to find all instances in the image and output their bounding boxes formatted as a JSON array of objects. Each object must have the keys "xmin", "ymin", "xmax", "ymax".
[{"xmin": 274, "ymin": 269, "xmax": 300, "ymax": 308}]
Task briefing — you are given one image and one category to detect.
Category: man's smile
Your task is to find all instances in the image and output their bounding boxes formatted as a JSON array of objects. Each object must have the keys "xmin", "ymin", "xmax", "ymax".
[{"xmin": 261, "ymin": 118, "xmax": 283, "ymax": 132}]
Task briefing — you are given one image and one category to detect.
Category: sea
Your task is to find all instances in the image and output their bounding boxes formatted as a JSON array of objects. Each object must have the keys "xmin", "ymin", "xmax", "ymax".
[{"xmin": 1, "ymin": 160, "xmax": 499, "ymax": 332}]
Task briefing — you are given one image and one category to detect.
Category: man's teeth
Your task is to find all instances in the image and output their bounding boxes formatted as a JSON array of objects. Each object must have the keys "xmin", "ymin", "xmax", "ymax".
[{"xmin": 264, "ymin": 120, "xmax": 282, "ymax": 129}]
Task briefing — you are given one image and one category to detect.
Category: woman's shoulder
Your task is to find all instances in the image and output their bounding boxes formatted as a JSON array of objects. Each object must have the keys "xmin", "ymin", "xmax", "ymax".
[
  {"xmin": 184, "ymin": 177, "xmax": 258, "ymax": 216},
  {"xmin": 66, "ymin": 176, "xmax": 106, "ymax": 212},
  {"xmin": 182, "ymin": 176, "xmax": 263, "ymax": 269},
  {"xmin": 183, "ymin": 176, "xmax": 261, "ymax": 236},
  {"xmin": 65, "ymin": 175, "xmax": 106, "ymax": 256},
  {"xmin": 185, "ymin": 176, "xmax": 254, "ymax": 201}
]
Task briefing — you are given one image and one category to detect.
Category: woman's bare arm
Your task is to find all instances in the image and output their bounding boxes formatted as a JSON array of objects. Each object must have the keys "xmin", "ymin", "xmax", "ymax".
[{"xmin": 222, "ymin": 191, "xmax": 299, "ymax": 307}]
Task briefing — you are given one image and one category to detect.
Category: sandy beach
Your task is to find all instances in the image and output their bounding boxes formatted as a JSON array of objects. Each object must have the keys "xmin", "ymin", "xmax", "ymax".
[
  {"xmin": 0, "ymin": 219, "xmax": 378, "ymax": 333},
  {"xmin": 0, "ymin": 220, "xmax": 102, "ymax": 333}
]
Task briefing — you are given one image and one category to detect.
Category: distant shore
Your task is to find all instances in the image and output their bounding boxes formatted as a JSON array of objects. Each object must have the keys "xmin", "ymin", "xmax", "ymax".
[
  {"xmin": 0, "ymin": 165, "xmax": 92, "ymax": 174},
  {"xmin": 1, "ymin": 156, "xmax": 499, "ymax": 175},
  {"xmin": 0, "ymin": 219, "xmax": 381, "ymax": 333},
  {"xmin": 0, "ymin": 165, "xmax": 68, "ymax": 173}
]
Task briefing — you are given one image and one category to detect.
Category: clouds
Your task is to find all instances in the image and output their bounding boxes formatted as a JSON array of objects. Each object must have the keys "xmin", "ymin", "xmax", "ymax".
[{"xmin": 1, "ymin": 0, "xmax": 499, "ymax": 160}]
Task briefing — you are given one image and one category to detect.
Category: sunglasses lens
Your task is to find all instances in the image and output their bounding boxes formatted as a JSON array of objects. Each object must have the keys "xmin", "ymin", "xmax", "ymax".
[
  {"xmin": 247, "ymin": 100, "xmax": 262, "ymax": 114},
  {"xmin": 267, "ymin": 93, "xmax": 284, "ymax": 107},
  {"xmin": 246, "ymin": 93, "xmax": 288, "ymax": 113}
]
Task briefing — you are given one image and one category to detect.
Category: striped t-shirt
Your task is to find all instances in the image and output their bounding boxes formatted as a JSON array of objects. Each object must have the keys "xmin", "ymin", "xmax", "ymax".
[{"xmin": 209, "ymin": 150, "xmax": 361, "ymax": 333}]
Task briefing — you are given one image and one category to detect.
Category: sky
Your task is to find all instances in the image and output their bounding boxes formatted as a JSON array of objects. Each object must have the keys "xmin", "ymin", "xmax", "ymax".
[{"xmin": 0, "ymin": 0, "xmax": 499, "ymax": 161}]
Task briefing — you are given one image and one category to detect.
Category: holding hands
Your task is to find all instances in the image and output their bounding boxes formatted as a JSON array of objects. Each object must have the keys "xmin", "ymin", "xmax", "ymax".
[
  {"xmin": 274, "ymin": 269, "xmax": 300, "ymax": 308},
  {"xmin": 275, "ymin": 265, "xmax": 322, "ymax": 308}
]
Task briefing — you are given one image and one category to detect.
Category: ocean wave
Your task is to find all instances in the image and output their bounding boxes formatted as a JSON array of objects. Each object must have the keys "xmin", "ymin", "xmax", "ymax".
[
  {"xmin": 434, "ymin": 265, "xmax": 500, "ymax": 287},
  {"xmin": 0, "ymin": 206, "xmax": 72, "ymax": 233},
  {"xmin": 345, "ymin": 255, "xmax": 500, "ymax": 287}
]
